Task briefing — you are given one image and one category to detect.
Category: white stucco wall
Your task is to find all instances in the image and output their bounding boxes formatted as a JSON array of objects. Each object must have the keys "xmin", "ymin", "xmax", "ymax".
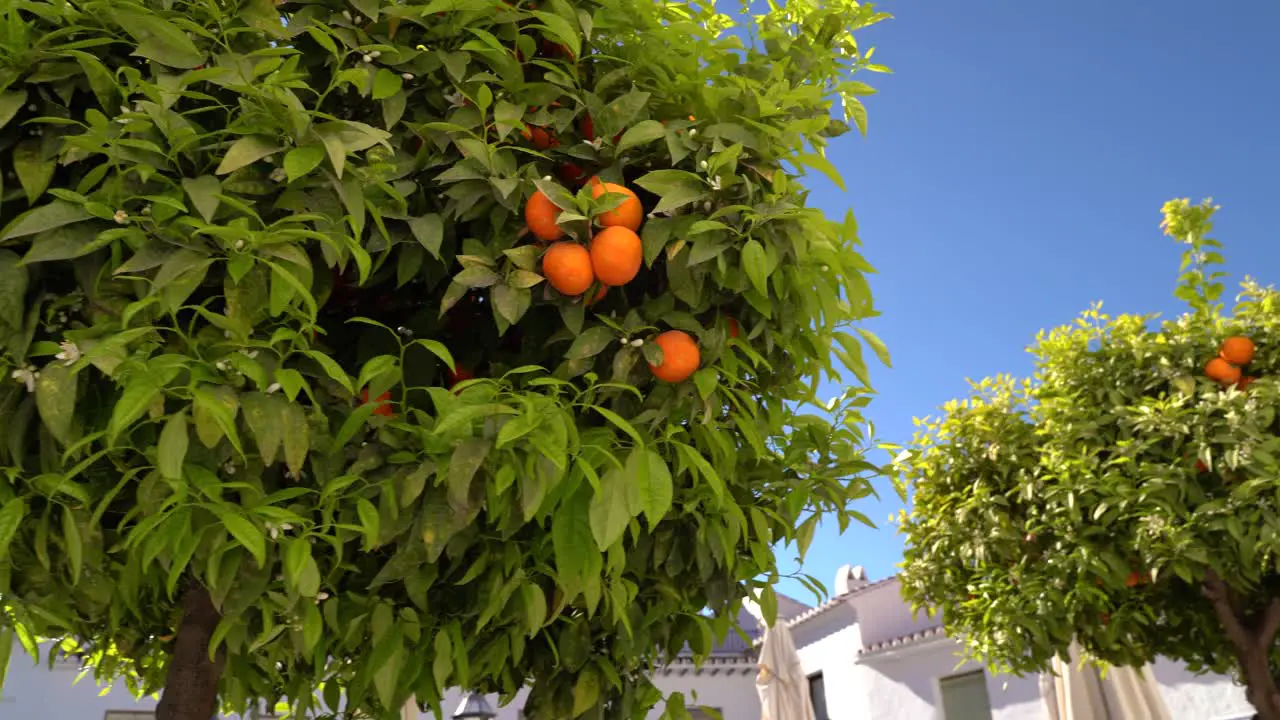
[
  {"xmin": 856, "ymin": 637, "xmax": 1043, "ymax": 720},
  {"xmin": 848, "ymin": 627, "xmax": 1255, "ymax": 720},
  {"xmin": 1147, "ymin": 657, "xmax": 1252, "ymax": 720},
  {"xmin": 791, "ymin": 603, "xmax": 864, "ymax": 720},
  {"xmin": 650, "ymin": 667, "xmax": 758, "ymax": 718}
]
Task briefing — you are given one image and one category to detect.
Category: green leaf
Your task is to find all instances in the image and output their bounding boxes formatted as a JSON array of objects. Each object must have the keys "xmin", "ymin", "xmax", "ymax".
[
  {"xmin": 213, "ymin": 508, "xmax": 267, "ymax": 567},
  {"xmin": 182, "ymin": 176, "xmax": 222, "ymax": 223},
  {"xmin": 241, "ymin": 392, "xmax": 285, "ymax": 465},
  {"xmin": 356, "ymin": 497, "xmax": 380, "ymax": 550},
  {"xmin": 372, "ymin": 69, "xmax": 404, "ymax": 100},
  {"xmin": 521, "ymin": 584, "xmax": 547, "ymax": 637},
  {"xmin": 553, "ymin": 489, "xmax": 593, "ymax": 594},
  {"xmin": 62, "ymin": 506, "xmax": 82, "ymax": 583},
  {"xmin": 107, "ymin": 373, "xmax": 164, "ymax": 446},
  {"xmin": 34, "ymin": 363, "xmax": 76, "ymax": 446},
  {"xmin": 795, "ymin": 152, "xmax": 847, "ymax": 191},
  {"xmin": 629, "ymin": 449, "xmax": 673, "ymax": 529},
  {"xmin": 303, "ymin": 603, "xmax": 323, "ymax": 654},
  {"xmin": 215, "ymin": 136, "xmax": 280, "ymax": 175},
  {"xmin": 856, "ymin": 327, "xmax": 892, "ymax": 368},
  {"xmin": 284, "ymin": 145, "xmax": 326, "ymax": 183},
  {"xmin": 0, "ymin": 250, "xmax": 27, "ymax": 329},
  {"xmin": 0, "ymin": 499, "xmax": 25, "ymax": 560},
  {"xmin": 13, "ymin": 139, "xmax": 53, "ymax": 204},
  {"xmin": 572, "ymin": 665, "xmax": 601, "ymax": 716},
  {"xmin": 0, "ymin": 200, "xmax": 91, "ymax": 241},
  {"xmin": 157, "ymin": 411, "xmax": 189, "ymax": 480},
  {"xmin": 616, "ymin": 120, "xmax": 667, "ymax": 154},
  {"xmin": 21, "ymin": 223, "xmax": 100, "ymax": 265},
  {"xmin": 492, "ymin": 283, "xmax": 531, "ymax": 325},
  {"xmin": 432, "ymin": 629, "xmax": 452, "ymax": 689},
  {"xmin": 0, "ymin": 626, "xmax": 13, "ymax": 691},
  {"xmin": 633, "ymin": 170, "xmax": 707, "ymax": 214},
  {"xmin": 192, "ymin": 385, "xmax": 241, "ymax": 451},
  {"xmin": 742, "ymin": 239, "xmax": 769, "ymax": 296},
  {"xmin": 304, "ymin": 351, "xmax": 355, "ymax": 395},
  {"xmin": 120, "ymin": 11, "xmax": 205, "ymax": 68},
  {"xmin": 0, "ymin": 90, "xmax": 26, "ymax": 131},
  {"xmin": 567, "ymin": 326, "xmax": 616, "ymax": 360},
  {"xmin": 589, "ymin": 467, "xmax": 629, "ymax": 550},
  {"xmin": 408, "ymin": 215, "xmax": 444, "ymax": 259},
  {"xmin": 448, "ymin": 438, "xmax": 492, "ymax": 511},
  {"xmin": 282, "ymin": 403, "xmax": 310, "ymax": 476}
]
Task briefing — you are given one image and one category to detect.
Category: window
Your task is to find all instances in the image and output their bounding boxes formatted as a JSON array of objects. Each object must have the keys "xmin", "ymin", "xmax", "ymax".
[
  {"xmin": 938, "ymin": 671, "xmax": 993, "ymax": 720},
  {"xmin": 690, "ymin": 708, "xmax": 722, "ymax": 720},
  {"xmin": 808, "ymin": 672, "xmax": 830, "ymax": 720}
]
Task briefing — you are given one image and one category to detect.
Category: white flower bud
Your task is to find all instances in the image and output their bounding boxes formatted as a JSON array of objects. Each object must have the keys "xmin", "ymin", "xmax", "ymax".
[
  {"xmin": 688, "ymin": 128, "xmax": 697, "ymax": 136},
  {"xmin": 113, "ymin": 210, "xmax": 128, "ymax": 224},
  {"xmin": 370, "ymin": 50, "xmax": 381, "ymax": 58},
  {"xmin": 362, "ymin": 54, "xmax": 372, "ymax": 63},
  {"xmin": 630, "ymin": 338, "xmax": 644, "ymax": 347},
  {"xmin": 266, "ymin": 382, "xmax": 282, "ymax": 394},
  {"xmin": 402, "ymin": 72, "xmax": 414, "ymax": 80},
  {"xmin": 342, "ymin": 10, "xmax": 352, "ymax": 19},
  {"xmin": 699, "ymin": 160, "xmax": 708, "ymax": 169},
  {"xmin": 234, "ymin": 239, "xmax": 245, "ymax": 250}
]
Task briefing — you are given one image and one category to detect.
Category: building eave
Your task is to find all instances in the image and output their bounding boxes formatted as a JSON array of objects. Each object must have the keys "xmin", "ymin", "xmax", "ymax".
[{"xmin": 855, "ymin": 625, "xmax": 948, "ymax": 661}]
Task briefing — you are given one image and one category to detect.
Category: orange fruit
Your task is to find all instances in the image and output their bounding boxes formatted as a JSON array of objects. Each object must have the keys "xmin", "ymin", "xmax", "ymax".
[
  {"xmin": 1238, "ymin": 375, "xmax": 1257, "ymax": 391},
  {"xmin": 1195, "ymin": 459, "xmax": 1209, "ymax": 474},
  {"xmin": 521, "ymin": 125, "xmax": 557, "ymax": 149},
  {"xmin": 1220, "ymin": 336, "xmax": 1255, "ymax": 365},
  {"xmin": 525, "ymin": 190, "xmax": 564, "ymax": 242},
  {"xmin": 1206, "ymin": 357, "xmax": 1242, "ymax": 386},
  {"xmin": 589, "ymin": 178, "xmax": 643, "ymax": 232},
  {"xmin": 1125, "ymin": 570, "xmax": 1145, "ymax": 588},
  {"xmin": 649, "ymin": 330, "xmax": 700, "ymax": 383},
  {"xmin": 727, "ymin": 316, "xmax": 740, "ymax": 339},
  {"xmin": 557, "ymin": 161, "xmax": 587, "ymax": 188},
  {"xmin": 359, "ymin": 388, "xmax": 394, "ymax": 417},
  {"xmin": 589, "ymin": 226, "xmax": 642, "ymax": 286},
  {"xmin": 542, "ymin": 242, "xmax": 594, "ymax": 296}
]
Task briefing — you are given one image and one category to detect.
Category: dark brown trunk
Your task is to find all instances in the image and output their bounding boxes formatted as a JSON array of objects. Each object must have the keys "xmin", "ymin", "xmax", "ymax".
[
  {"xmin": 155, "ymin": 583, "xmax": 225, "ymax": 720},
  {"xmin": 1203, "ymin": 570, "xmax": 1280, "ymax": 720}
]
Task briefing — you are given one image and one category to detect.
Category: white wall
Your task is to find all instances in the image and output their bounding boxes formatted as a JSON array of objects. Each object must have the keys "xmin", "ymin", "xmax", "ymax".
[
  {"xmin": 651, "ymin": 668, "xmax": 758, "ymax": 718},
  {"xmin": 848, "ymin": 631, "xmax": 1255, "ymax": 720},
  {"xmin": 856, "ymin": 638, "xmax": 1043, "ymax": 720},
  {"xmin": 1148, "ymin": 657, "xmax": 1252, "ymax": 720},
  {"xmin": 791, "ymin": 604, "xmax": 864, "ymax": 720}
]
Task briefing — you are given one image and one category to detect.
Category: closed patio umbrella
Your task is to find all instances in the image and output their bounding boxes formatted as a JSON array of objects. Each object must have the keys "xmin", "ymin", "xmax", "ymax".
[
  {"xmin": 1040, "ymin": 640, "xmax": 1172, "ymax": 720},
  {"xmin": 756, "ymin": 617, "xmax": 816, "ymax": 720}
]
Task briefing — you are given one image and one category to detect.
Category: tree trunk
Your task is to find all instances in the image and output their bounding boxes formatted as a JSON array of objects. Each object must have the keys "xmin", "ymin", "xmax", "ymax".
[
  {"xmin": 1203, "ymin": 570, "xmax": 1280, "ymax": 720},
  {"xmin": 155, "ymin": 582, "xmax": 225, "ymax": 720}
]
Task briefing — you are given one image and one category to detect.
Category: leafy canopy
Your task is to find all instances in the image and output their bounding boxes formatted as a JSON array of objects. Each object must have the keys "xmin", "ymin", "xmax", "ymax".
[
  {"xmin": 0, "ymin": 0, "xmax": 889, "ymax": 718},
  {"xmin": 895, "ymin": 198, "xmax": 1280, "ymax": 682}
]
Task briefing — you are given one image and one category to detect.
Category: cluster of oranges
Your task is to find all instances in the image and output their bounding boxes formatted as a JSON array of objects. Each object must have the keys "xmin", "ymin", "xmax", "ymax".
[
  {"xmin": 1204, "ymin": 335, "xmax": 1257, "ymax": 390},
  {"xmin": 524, "ymin": 178, "xmax": 700, "ymax": 383}
]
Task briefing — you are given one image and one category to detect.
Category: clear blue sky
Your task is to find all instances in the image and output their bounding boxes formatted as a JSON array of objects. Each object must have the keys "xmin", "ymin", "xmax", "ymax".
[{"xmin": 774, "ymin": 0, "xmax": 1280, "ymax": 603}]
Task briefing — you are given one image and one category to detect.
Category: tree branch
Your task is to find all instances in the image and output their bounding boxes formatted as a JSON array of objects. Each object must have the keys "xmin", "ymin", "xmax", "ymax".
[
  {"xmin": 1203, "ymin": 569, "xmax": 1254, "ymax": 652},
  {"xmin": 1258, "ymin": 597, "xmax": 1280, "ymax": 650}
]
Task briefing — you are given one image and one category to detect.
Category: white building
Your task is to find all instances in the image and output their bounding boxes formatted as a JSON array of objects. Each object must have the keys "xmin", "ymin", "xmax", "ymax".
[{"xmin": 1, "ymin": 567, "xmax": 1255, "ymax": 720}]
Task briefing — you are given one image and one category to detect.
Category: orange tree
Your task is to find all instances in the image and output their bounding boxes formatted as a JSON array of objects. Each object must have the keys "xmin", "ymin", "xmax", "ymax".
[
  {"xmin": 0, "ymin": 0, "xmax": 890, "ymax": 719},
  {"xmin": 894, "ymin": 199, "xmax": 1280, "ymax": 719}
]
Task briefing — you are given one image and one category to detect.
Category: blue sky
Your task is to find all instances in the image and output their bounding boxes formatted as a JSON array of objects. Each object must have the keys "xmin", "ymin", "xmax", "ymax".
[{"xmin": 774, "ymin": 0, "xmax": 1280, "ymax": 603}]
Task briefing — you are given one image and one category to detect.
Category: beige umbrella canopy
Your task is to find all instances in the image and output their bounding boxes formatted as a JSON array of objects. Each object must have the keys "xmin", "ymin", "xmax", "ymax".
[
  {"xmin": 755, "ymin": 616, "xmax": 817, "ymax": 720},
  {"xmin": 1040, "ymin": 640, "xmax": 1173, "ymax": 720}
]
